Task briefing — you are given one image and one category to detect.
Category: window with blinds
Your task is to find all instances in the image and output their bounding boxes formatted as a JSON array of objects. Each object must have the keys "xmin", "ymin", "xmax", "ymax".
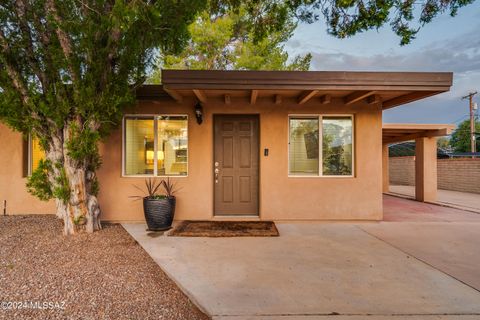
[
  {"xmin": 288, "ymin": 115, "xmax": 354, "ymax": 177},
  {"xmin": 123, "ymin": 115, "xmax": 188, "ymax": 176},
  {"xmin": 289, "ymin": 117, "xmax": 319, "ymax": 175}
]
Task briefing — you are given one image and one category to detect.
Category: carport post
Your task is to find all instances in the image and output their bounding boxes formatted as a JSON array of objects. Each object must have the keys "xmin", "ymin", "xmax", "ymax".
[
  {"xmin": 382, "ymin": 143, "xmax": 389, "ymax": 193},
  {"xmin": 415, "ymin": 137, "xmax": 437, "ymax": 202}
]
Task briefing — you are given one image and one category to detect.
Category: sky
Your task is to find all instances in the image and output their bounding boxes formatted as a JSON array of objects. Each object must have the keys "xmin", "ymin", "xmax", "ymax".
[{"xmin": 286, "ymin": 1, "xmax": 480, "ymax": 125}]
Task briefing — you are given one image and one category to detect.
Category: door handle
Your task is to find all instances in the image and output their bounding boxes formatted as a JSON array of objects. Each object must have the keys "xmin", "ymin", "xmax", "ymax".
[{"xmin": 215, "ymin": 167, "xmax": 219, "ymax": 183}]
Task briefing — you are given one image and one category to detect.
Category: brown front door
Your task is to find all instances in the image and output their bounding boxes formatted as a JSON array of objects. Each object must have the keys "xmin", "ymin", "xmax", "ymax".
[{"xmin": 214, "ymin": 115, "xmax": 259, "ymax": 216}]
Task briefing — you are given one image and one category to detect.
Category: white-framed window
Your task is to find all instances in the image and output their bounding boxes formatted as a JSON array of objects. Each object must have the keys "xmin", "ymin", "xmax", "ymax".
[
  {"xmin": 123, "ymin": 115, "xmax": 188, "ymax": 177},
  {"xmin": 288, "ymin": 115, "xmax": 354, "ymax": 177}
]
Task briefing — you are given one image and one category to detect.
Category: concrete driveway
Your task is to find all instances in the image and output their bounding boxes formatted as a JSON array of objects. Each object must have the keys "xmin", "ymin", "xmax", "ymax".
[{"xmin": 123, "ymin": 196, "xmax": 480, "ymax": 319}]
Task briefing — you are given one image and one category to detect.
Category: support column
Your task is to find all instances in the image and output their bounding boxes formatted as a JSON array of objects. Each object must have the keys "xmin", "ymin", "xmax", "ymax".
[
  {"xmin": 382, "ymin": 143, "xmax": 389, "ymax": 193},
  {"xmin": 415, "ymin": 137, "xmax": 437, "ymax": 202}
]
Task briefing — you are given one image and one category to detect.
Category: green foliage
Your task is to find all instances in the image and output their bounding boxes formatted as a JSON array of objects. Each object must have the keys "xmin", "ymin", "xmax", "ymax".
[
  {"xmin": 90, "ymin": 177, "xmax": 100, "ymax": 197},
  {"xmin": 65, "ymin": 122, "xmax": 100, "ymax": 163},
  {"xmin": 26, "ymin": 159, "xmax": 53, "ymax": 201},
  {"xmin": 130, "ymin": 178, "xmax": 163, "ymax": 200},
  {"xmin": 0, "ymin": 0, "xmax": 205, "ymax": 205},
  {"xmin": 52, "ymin": 165, "xmax": 71, "ymax": 204},
  {"xmin": 290, "ymin": 0, "xmax": 476, "ymax": 45},
  {"xmin": 322, "ymin": 124, "xmax": 352, "ymax": 175},
  {"xmin": 130, "ymin": 178, "xmax": 180, "ymax": 200},
  {"xmin": 437, "ymin": 137, "xmax": 451, "ymax": 150},
  {"xmin": 73, "ymin": 215, "xmax": 86, "ymax": 226},
  {"xmin": 450, "ymin": 120, "xmax": 480, "ymax": 152},
  {"xmin": 151, "ymin": 4, "xmax": 311, "ymax": 76}
]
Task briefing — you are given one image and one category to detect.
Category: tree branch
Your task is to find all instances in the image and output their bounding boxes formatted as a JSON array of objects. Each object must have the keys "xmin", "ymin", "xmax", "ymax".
[
  {"xmin": 14, "ymin": 0, "xmax": 50, "ymax": 92},
  {"xmin": 44, "ymin": 0, "xmax": 80, "ymax": 84},
  {"xmin": 0, "ymin": 29, "xmax": 30, "ymax": 105}
]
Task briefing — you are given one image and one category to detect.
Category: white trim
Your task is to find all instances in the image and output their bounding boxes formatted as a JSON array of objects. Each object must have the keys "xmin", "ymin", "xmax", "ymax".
[
  {"xmin": 122, "ymin": 114, "xmax": 189, "ymax": 178},
  {"xmin": 287, "ymin": 114, "xmax": 355, "ymax": 178}
]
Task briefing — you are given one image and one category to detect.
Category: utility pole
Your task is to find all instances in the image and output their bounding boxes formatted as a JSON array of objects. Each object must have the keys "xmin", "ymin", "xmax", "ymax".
[{"xmin": 461, "ymin": 91, "xmax": 478, "ymax": 155}]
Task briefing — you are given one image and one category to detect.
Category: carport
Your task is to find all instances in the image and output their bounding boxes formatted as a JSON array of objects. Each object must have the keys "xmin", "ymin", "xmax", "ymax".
[{"xmin": 382, "ymin": 124, "xmax": 455, "ymax": 202}]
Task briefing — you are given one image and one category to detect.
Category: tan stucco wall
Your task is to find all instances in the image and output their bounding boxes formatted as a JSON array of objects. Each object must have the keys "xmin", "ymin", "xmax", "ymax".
[
  {"xmin": 0, "ymin": 96, "xmax": 383, "ymax": 221},
  {"xmin": 0, "ymin": 123, "xmax": 56, "ymax": 214}
]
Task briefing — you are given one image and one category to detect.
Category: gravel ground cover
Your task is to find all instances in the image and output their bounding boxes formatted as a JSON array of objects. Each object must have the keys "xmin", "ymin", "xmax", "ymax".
[{"xmin": 0, "ymin": 215, "xmax": 209, "ymax": 320}]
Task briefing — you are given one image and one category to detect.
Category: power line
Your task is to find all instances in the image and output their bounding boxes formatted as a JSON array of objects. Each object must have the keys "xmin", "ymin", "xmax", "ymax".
[
  {"xmin": 452, "ymin": 114, "xmax": 470, "ymax": 124},
  {"xmin": 461, "ymin": 91, "xmax": 478, "ymax": 154}
]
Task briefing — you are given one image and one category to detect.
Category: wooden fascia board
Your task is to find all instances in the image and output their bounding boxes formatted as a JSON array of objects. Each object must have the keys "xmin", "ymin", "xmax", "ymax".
[
  {"xmin": 383, "ymin": 128, "xmax": 451, "ymax": 144},
  {"xmin": 162, "ymin": 84, "xmax": 451, "ymax": 92},
  {"xmin": 161, "ymin": 70, "xmax": 453, "ymax": 88}
]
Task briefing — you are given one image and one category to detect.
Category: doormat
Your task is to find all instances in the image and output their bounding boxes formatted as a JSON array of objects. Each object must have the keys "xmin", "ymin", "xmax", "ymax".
[{"xmin": 168, "ymin": 220, "xmax": 279, "ymax": 237}]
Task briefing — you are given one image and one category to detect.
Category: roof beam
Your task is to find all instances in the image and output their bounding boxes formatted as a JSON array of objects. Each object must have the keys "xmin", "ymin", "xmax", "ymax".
[
  {"xmin": 344, "ymin": 91, "xmax": 376, "ymax": 105},
  {"xmin": 250, "ymin": 90, "xmax": 258, "ymax": 105},
  {"xmin": 297, "ymin": 90, "xmax": 318, "ymax": 105},
  {"xmin": 320, "ymin": 94, "xmax": 331, "ymax": 105},
  {"xmin": 383, "ymin": 91, "xmax": 438, "ymax": 109},
  {"xmin": 224, "ymin": 94, "xmax": 231, "ymax": 105},
  {"xmin": 367, "ymin": 94, "xmax": 381, "ymax": 105},
  {"xmin": 383, "ymin": 128, "xmax": 451, "ymax": 144},
  {"xmin": 163, "ymin": 88, "xmax": 183, "ymax": 103},
  {"xmin": 275, "ymin": 94, "xmax": 282, "ymax": 105},
  {"xmin": 193, "ymin": 89, "xmax": 207, "ymax": 103}
]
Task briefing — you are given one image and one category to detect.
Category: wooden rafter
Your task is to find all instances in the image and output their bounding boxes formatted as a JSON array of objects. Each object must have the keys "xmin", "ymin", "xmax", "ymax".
[
  {"xmin": 250, "ymin": 90, "xmax": 258, "ymax": 105},
  {"xmin": 193, "ymin": 89, "xmax": 207, "ymax": 103},
  {"xmin": 297, "ymin": 90, "xmax": 318, "ymax": 105},
  {"xmin": 344, "ymin": 91, "xmax": 376, "ymax": 105},
  {"xmin": 383, "ymin": 92, "xmax": 438, "ymax": 109},
  {"xmin": 275, "ymin": 94, "xmax": 282, "ymax": 104},
  {"xmin": 163, "ymin": 88, "xmax": 183, "ymax": 103},
  {"xmin": 320, "ymin": 94, "xmax": 331, "ymax": 105},
  {"xmin": 367, "ymin": 94, "xmax": 381, "ymax": 105}
]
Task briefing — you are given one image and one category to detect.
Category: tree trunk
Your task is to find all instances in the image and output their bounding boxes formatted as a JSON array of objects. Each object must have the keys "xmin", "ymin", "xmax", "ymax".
[
  {"xmin": 62, "ymin": 160, "xmax": 101, "ymax": 235},
  {"xmin": 61, "ymin": 122, "xmax": 101, "ymax": 235},
  {"xmin": 45, "ymin": 126, "xmax": 102, "ymax": 235},
  {"xmin": 45, "ymin": 134, "xmax": 66, "ymax": 220}
]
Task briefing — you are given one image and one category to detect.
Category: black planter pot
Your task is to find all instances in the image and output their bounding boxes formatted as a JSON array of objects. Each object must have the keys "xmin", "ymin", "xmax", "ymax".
[{"xmin": 143, "ymin": 196, "xmax": 176, "ymax": 231}]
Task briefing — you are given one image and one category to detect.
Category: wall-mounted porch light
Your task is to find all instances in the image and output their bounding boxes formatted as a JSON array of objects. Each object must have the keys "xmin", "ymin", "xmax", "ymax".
[{"xmin": 195, "ymin": 102, "xmax": 203, "ymax": 125}]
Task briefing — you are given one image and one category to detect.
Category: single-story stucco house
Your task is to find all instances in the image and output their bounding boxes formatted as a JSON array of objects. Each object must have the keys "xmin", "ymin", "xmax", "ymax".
[{"xmin": 0, "ymin": 70, "xmax": 454, "ymax": 222}]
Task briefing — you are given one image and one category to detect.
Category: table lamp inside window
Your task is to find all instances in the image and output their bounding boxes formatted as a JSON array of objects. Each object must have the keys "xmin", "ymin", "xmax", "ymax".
[{"xmin": 145, "ymin": 142, "xmax": 164, "ymax": 165}]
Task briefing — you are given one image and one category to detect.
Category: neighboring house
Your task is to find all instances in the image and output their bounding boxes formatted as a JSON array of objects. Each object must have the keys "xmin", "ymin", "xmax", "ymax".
[{"xmin": 0, "ymin": 70, "xmax": 453, "ymax": 222}]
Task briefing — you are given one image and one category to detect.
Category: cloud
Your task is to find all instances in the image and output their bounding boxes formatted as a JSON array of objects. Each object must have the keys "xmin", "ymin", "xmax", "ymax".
[
  {"xmin": 309, "ymin": 28, "xmax": 480, "ymax": 74},
  {"xmin": 298, "ymin": 27, "xmax": 480, "ymax": 124}
]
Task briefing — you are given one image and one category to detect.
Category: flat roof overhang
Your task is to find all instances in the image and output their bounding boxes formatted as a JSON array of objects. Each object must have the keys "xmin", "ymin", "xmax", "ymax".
[
  {"xmin": 137, "ymin": 70, "xmax": 453, "ymax": 110},
  {"xmin": 383, "ymin": 124, "xmax": 455, "ymax": 144}
]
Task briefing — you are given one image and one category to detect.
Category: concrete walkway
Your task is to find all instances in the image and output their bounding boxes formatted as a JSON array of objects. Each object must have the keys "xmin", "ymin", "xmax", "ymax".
[
  {"xmin": 389, "ymin": 185, "xmax": 480, "ymax": 213},
  {"xmin": 123, "ymin": 197, "xmax": 480, "ymax": 319}
]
